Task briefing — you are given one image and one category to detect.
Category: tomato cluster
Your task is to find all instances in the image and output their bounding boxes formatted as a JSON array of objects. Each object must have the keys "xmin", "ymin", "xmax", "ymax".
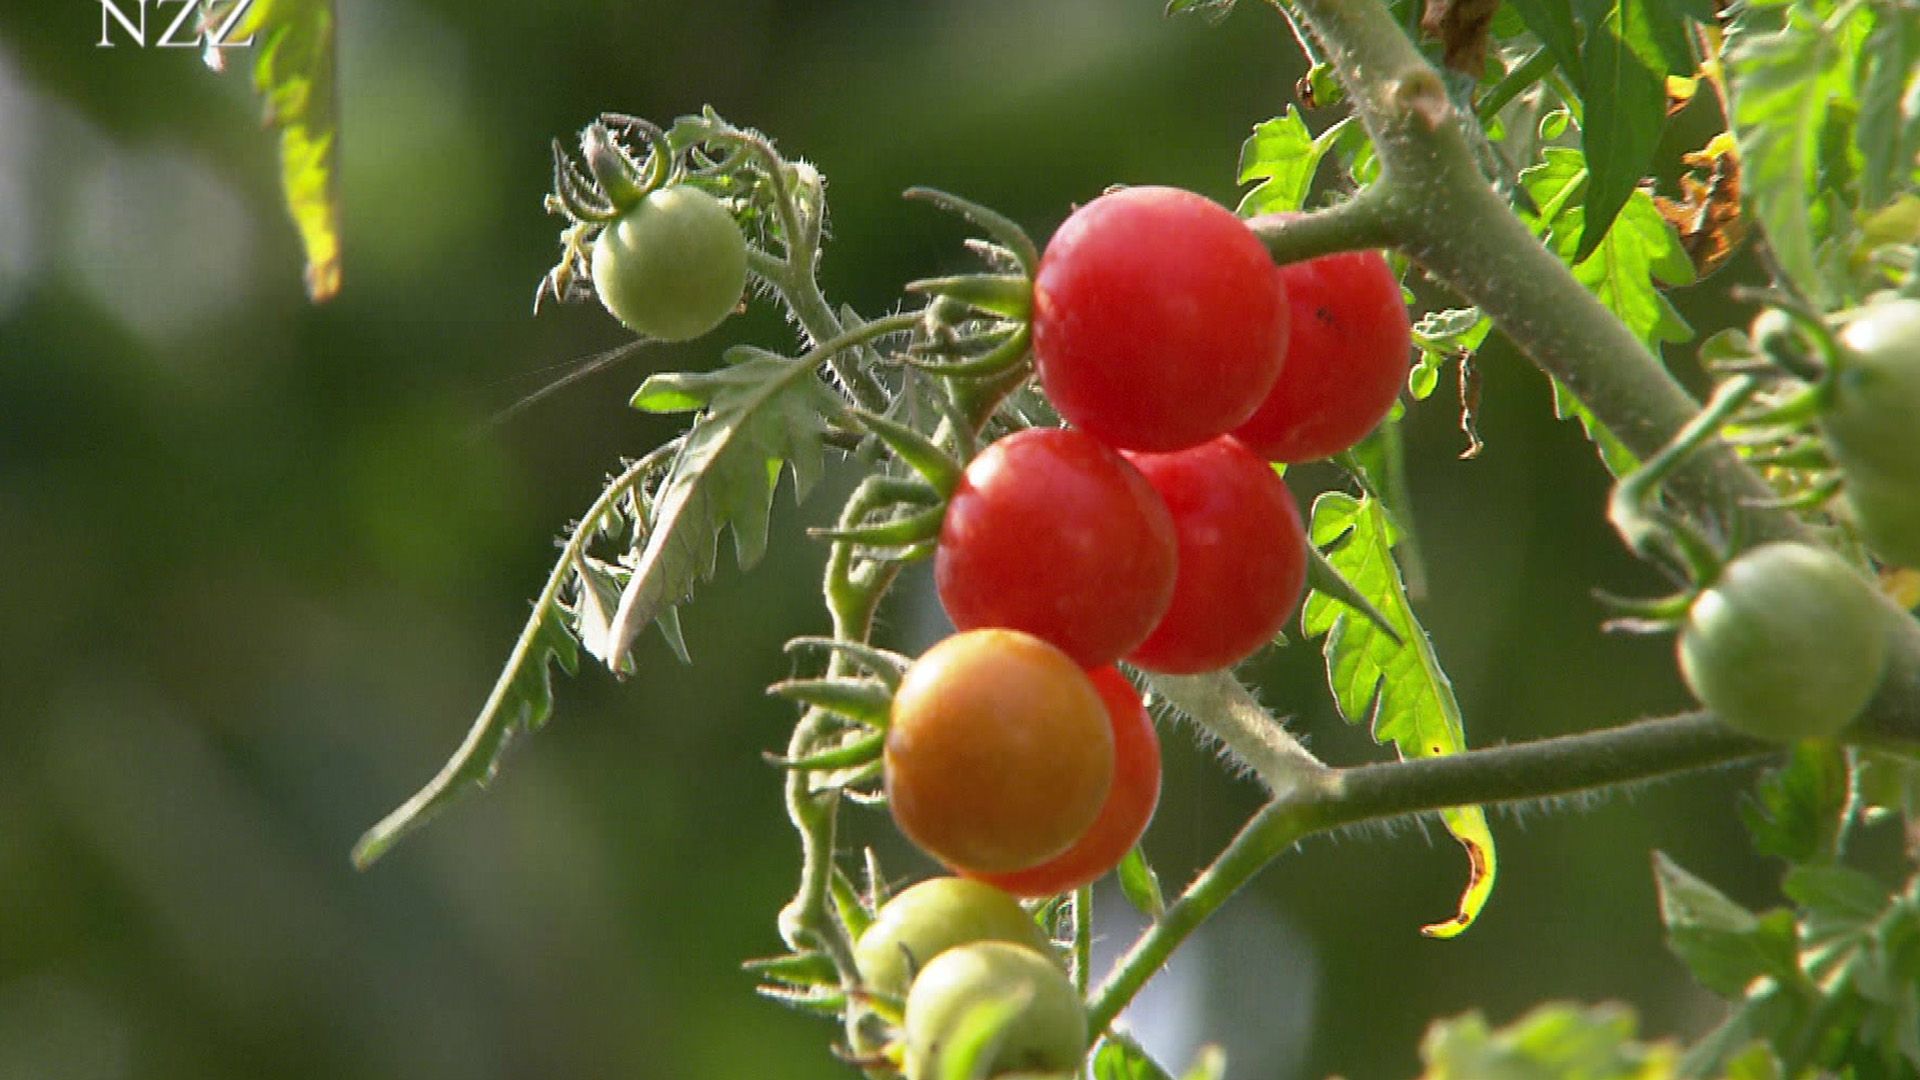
[
  {"xmin": 885, "ymin": 188, "xmax": 1413, "ymax": 899},
  {"xmin": 854, "ymin": 879, "xmax": 1086, "ymax": 1078}
]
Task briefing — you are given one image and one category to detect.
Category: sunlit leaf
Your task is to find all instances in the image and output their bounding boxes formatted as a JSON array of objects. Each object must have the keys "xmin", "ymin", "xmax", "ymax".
[
  {"xmin": 1303, "ymin": 492, "xmax": 1498, "ymax": 936},
  {"xmin": 1738, "ymin": 742, "xmax": 1849, "ymax": 866},
  {"xmin": 209, "ymin": 0, "xmax": 341, "ymax": 301},
  {"xmin": 1236, "ymin": 110, "xmax": 1350, "ymax": 216}
]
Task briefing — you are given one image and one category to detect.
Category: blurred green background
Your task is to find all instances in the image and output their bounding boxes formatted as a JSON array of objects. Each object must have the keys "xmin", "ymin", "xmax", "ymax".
[{"xmin": 0, "ymin": 2, "xmax": 1814, "ymax": 1077}]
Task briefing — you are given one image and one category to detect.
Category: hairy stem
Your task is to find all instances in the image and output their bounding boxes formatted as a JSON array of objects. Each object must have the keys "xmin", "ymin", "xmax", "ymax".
[
  {"xmin": 1087, "ymin": 711, "xmax": 1776, "ymax": 1031},
  {"xmin": 1146, "ymin": 672, "xmax": 1330, "ymax": 795}
]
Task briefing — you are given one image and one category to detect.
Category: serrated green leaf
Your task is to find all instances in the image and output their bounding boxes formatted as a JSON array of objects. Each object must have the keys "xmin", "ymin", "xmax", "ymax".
[
  {"xmin": 1417, "ymin": 1002, "xmax": 1679, "ymax": 1080},
  {"xmin": 603, "ymin": 351, "xmax": 844, "ymax": 664},
  {"xmin": 1520, "ymin": 144, "xmax": 1692, "ymax": 476},
  {"xmin": 1093, "ymin": 1033, "xmax": 1176, "ymax": 1080},
  {"xmin": 1726, "ymin": 5, "xmax": 1861, "ymax": 304},
  {"xmin": 1236, "ymin": 110, "xmax": 1349, "ymax": 216},
  {"xmin": 209, "ymin": 0, "xmax": 340, "ymax": 300},
  {"xmin": 352, "ymin": 602, "xmax": 579, "ymax": 869},
  {"xmin": 1522, "ymin": 147, "xmax": 1696, "ymax": 347},
  {"xmin": 1302, "ymin": 492, "xmax": 1497, "ymax": 937},
  {"xmin": 1576, "ymin": 1, "xmax": 1671, "ymax": 262},
  {"xmin": 1739, "ymin": 742, "xmax": 1850, "ymax": 865},
  {"xmin": 1856, "ymin": 5, "xmax": 1920, "ymax": 211},
  {"xmin": 354, "ymin": 453, "xmax": 673, "ymax": 868},
  {"xmin": 1653, "ymin": 852, "xmax": 1802, "ymax": 998}
]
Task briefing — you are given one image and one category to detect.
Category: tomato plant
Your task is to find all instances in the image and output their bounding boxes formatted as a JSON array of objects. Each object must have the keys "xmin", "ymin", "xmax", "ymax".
[
  {"xmin": 1678, "ymin": 543, "xmax": 1890, "ymax": 744},
  {"xmin": 1121, "ymin": 437, "xmax": 1307, "ymax": 674},
  {"xmin": 936, "ymin": 428, "xmax": 1177, "ymax": 668},
  {"xmin": 968, "ymin": 666, "xmax": 1161, "ymax": 898},
  {"xmin": 1232, "ymin": 235, "xmax": 1412, "ymax": 463},
  {"xmin": 308, "ymin": 1, "xmax": 1920, "ymax": 1076},
  {"xmin": 901, "ymin": 941, "xmax": 1088, "ymax": 1080},
  {"xmin": 884, "ymin": 629, "xmax": 1114, "ymax": 874},
  {"xmin": 1031, "ymin": 185, "xmax": 1289, "ymax": 452},
  {"xmin": 853, "ymin": 877, "xmax": 1054, "ymax": 1001},
  {"xmin": 591, "ymin": 185, "xmax": 748, "ymax": 341}
]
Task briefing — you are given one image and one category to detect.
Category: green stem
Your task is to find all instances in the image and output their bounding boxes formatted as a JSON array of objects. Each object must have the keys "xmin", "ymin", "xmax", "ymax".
[
  {"xmin": 1072, "ymin": 885, "xmax": 1093, "ymax": 996},
  {"xmin": 1145, "ymin": 672, "xmax": 1330, "ymax": 795},
  {"xmin": 1246, "ymin": 185, "xmax": 1396, "ymax": 264},
  {"xmin": 1086, "ymin": 712, "xmax": 1776, "ymax": 1031},
  {"xmin": 1608, "ymin": 374, "xmax": 1760, "ymax": 581}
]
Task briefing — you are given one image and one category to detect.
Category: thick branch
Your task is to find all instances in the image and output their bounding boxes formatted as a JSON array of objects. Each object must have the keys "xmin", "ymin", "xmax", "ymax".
[{"xmin": 1282, "ymin": 0, "xmax": 1805, "ymax": 547}]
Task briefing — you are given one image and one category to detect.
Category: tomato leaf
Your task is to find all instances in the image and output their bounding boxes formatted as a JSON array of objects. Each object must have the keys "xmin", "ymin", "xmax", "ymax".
[
  {"xmin": 1236, "ymin": 110, "xmax": 1350, "ymax": 216},
  {"xmin": 207, "ymin": 0, "xmax": 341, "ymax": 301},
  {"xmin": 1725, "ymin": 4, "xmax": 1862, "ymax": 304},
  {"xmin": 603, "ymin": 348, "xmax": 845, "ymax": 665},
  {"xmin": 1738, "ymin": 741, "xmax": 1850, "ymax": 866},
  {"xmin": 1302, "ymin": 492, "xmax": 1498, "ymax": 937},
  {"xmin": 1522, "ymin": 147, "xmax": 1696, "ymax": 349},
  {"xmin": 1653, "ymin": 851, "xmax": 1802, "ymax": 998},
  {"xmin": 351, "ymin": 455, "xmax": 674, "ymax": 868},
  {"xmin": 1520, "ymin": 145, "xmax": 1695, "ymax": 476},
  {"xmin": 1575, "ymin": 1, "xmax": 1671, "ymax": 262},
  {"xmin": 1415, "ymin": 1002, "xmax": 1680, "ymax": 1079},
  {"xmin": 1855, "ymin": 5, "xmax": 1920, "ymax": 211}
]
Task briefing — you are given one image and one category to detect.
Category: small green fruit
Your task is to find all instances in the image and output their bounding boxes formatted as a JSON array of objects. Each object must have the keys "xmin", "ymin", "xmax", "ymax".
[
  {"xmin": 854, "ymin": 877, "xmax": 1053, "ymax": 1001},
  {"xmin": 903, "ymin": 941, "xmax": 1088, "ymax": 1080},
  {"xmin": 1679, "ymin": 543, "xmax": 1889, "ymax": 743}
]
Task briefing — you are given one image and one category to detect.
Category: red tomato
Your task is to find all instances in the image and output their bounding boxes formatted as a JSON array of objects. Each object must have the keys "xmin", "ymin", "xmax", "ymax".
[
  {"xmin": 1033, "ymin": 186, "xmax": 1290, "ymax": 452},
  {"xmin": 968, "ymin": 667, "xmax": 1161, "ymax": 897},
  {"xmin": 937, "ymin": 429, "xmax": 1178, "ymax": 668},
  {"xmin": 1233, "ymin": 233, "xmax": 1410, "ymax": 463},
  {"xmin": 1122, "ymin": 438, "xmax": 1307, "ymax": 674},
  {"xmin": 886, "ymin": 630, "xmax": 1115, "ymax": 874}
]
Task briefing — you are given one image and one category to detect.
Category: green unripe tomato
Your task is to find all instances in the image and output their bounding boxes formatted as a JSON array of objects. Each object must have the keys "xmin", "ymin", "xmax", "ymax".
[
  {"xmin": 1678, "ymin": 543, "xmax": 1889, "ymax": 743},
  {"xmin": 1846, "ymin": 471, "xmax": 1920, "ymax": 570},
  {"xmin": 903, "ymin": 941, "xmax": 1088, "ymax": 1080},
  {"xmin": 590, "ymin": 185, "xmax": 747, "ymax": 341},
  {"xmin": 1823, "ymin": 299, "xmax": 1920, "ymax": 484},
  {"xmin": 854, "ymin": 877, "xmax": 1054, "ymax": 1001}
]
